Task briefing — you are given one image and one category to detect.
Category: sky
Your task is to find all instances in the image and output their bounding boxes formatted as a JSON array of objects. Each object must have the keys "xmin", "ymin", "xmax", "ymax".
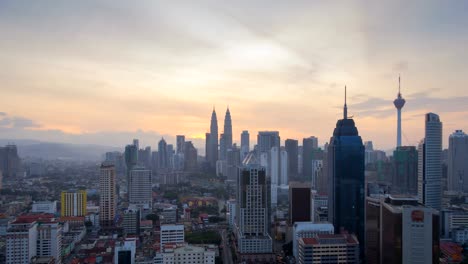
[{"xmin": 1, "ymin": 0, "xmax": 467, "ymax": 152}]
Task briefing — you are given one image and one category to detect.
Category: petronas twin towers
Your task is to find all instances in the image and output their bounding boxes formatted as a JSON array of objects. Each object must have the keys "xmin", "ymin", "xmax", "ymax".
[{"xmin": 206, "ymin": 107, "xmax": 232, "ymax": 167}]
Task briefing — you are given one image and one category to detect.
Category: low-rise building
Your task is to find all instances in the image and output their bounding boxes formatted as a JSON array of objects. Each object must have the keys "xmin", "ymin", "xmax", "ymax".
[
  {"xmin": 297, "ymin": 234, "xmax": 359, "ymax": 264},
  {"xmin": 292, "ymin": 222, "xmax": 334, "ymax": 260},
  {"xmin": 32, "ymin": 201, "xmax": 57, "ymax": 214},
  {"xmin": 155, "ymin": 244, "xmax": 215, "ymax": 264},
  {"xmin": 160, "ymin": 224, "xmax": 185, "ymax": 248}
]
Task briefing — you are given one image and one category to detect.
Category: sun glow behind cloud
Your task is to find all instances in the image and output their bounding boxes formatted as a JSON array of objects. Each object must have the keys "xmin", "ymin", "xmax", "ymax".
[{"xmin": 0, "ymin": 0, "xmax": 467, "ymax": 150}]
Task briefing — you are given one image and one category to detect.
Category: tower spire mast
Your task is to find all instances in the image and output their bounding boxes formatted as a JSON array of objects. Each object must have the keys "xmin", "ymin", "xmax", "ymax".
[{"xmin": 344, "ymin": 85, "xmax": 348, "ymax": 119}]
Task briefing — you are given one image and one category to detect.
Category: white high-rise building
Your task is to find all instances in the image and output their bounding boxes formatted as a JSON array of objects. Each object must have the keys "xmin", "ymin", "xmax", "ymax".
[
  {"xmin": 235, "ymin": 159, "xmax": 272, "ymax": 254},
  {"xmin": 36, "ymin": 221, "xmax": 62, "ymax": 264},
  {"xmin": 6, "ymin": 219, "xmax": 38, "ymax": 264},
  {"xmin": 447, "ymin": 130, "xmax": 468, "ymax": 193},
  {"xmin": 160, "ymin": 224, "xmax": 185, "ymax": 248},
  {"xmin": 100, "ymin": 164, "xmax": 116, "ymax": 227},
  {"xmin": 418, "ymin": 113, "xmax": 443, "ymax": 210},
  {"xmin": 129, "ymin": 167, "xmax": 152, "ymax": 210}
]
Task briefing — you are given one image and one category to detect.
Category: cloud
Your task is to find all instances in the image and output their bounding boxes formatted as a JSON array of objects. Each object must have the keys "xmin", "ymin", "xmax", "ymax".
[{"xmin": 0, "ymin": 113, "xmax": 41, "ymax": 129}]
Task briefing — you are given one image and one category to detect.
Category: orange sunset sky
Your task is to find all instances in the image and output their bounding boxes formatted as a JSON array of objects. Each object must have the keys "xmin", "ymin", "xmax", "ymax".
[{"xmin": 1, "ymin": 1, "xmax": 467, "ymax": 152}]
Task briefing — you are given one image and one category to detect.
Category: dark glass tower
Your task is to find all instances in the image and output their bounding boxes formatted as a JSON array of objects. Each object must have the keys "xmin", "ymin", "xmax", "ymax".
[{"xmin": 327, "ymin": 87, "xmax": 365, "ymax": 259}]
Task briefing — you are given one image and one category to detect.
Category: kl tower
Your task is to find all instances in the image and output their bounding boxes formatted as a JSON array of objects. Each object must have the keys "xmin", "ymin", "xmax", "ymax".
[{"xmin": 393, "ymin": 76, "xmax": 406, "ymax": 147}]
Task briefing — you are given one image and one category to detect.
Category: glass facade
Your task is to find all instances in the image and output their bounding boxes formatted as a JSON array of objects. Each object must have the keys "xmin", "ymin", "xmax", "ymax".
[{"xmin": 327, "ymin": 118, "xmax": 365, "ymax": 259}]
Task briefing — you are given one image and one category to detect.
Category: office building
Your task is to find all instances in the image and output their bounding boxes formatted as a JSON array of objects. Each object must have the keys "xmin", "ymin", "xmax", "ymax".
[
  {"xmin": 270, "ymin": 146, "xmax": 280, "ymax": 208},
  {"xmin": 297, "ymin": 233, "xmax": 359, "ymax": 264},
  {"xmin": 160, "ymin": 224, "xmax": 185, "ymax": 248},
  {"xmin": 327, "ymin": 87, "xmax": 365, "ymax": 258},
  {"xmin": 176, "ymin": 135, "xmax": 185, "ymax": 154},
  {"xmin": 235, "ymin": 156, "xmax": 273, "ymax": 255},
  {"xmin": 158, "ymin": 138, "xmax": 168, "ymax": 169},
  {"xmin": 303, "ymin": 136, "xmax": 318, "ymax": 180},
  {"xmin": 441, "ymin": 209, "xmax": 468, "ymax": 238},
  {"xmin": 226, "ymin": 146, "xmax": 241, "ymax": 182},
  {"xmin": 289, "ymin": 182, "xmax": 311, "ymax": 224},
  {"xmin": 241, "ymin": 130, "xmax": 250, "ymax": 161},
  {"xmin": 124, "ymin": 144, "xmax": 138, "ymax": 171},
  {"xmin": 257, "ymin": 131, "xmax": 280, "ymax": 154},
  {"xmin": 61, "ymin": 190, "xmax": 87, "ymax": 217},
  {"xmin": 292, "ymin": 222, "xmax": 334, "ymax": 260},
  {"xmin": 0, "ymin": 144, "xmax": 21, "ymax": 178},
  {"xmin": 392, "ymin": 146, "xmax": 418, "ymax": 195},
  {"xmin": 366, "ymin": 195, "xmax": 439, "ymax": 264},
  {"xmin": 280, "ymin": 147, "xmax": 288, "ymax": 186},
  {"xmin": 285, "ymin": 139, "xmax": 299, "ymax": 178},
  {"xmin": 167, "ymin": 144, "xmax": 174, "ymax": 169},
  {"xmin": 122, "ymin": 208, "xmax": 140, "ymax": 235},
  {"xmin": 393, "ymin": 76, "xmax": 406, "ymax": 147},
  {"xmin": 99, "ymin": 163, "xmax": 116, "ymax": 227},
  {"xmin": 183, "ymin": 141, "xmax": 198, "ymax": 171},
  {"xmin": 128, "ymin": 167, "xmax": 152, "ymax": 209},
  {"xmin": 418, "ymin": 113, "xmax": 443, "ymax": 210},
  {"xmin": 32, "ymin": 201, "xmax": 57, "ymax": 214},
  {"xmin": 125, "ymin": 143, "xmax": 138, "ymax": 195},
  {"xmin": 447, "ymin": 130, "xmax": 468, "ymax": 193}
]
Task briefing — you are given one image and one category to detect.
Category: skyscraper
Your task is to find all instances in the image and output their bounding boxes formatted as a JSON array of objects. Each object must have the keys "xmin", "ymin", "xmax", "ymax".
[
  {"xmin": 128, "ymin": 166, "xmax": 152, "ymax": 210},
  {"xmin": 447, "ymin": 130, "xmax": 468, "ymax": 193},
  {"xmin": 418, "ymin": 113, "xmax": 442, "ymax": 210},
  {"xmin": 158, "ymin": 138, "xmax": 168, "ymax": 169},
  {"xmin": 303, "ymin": 136, "xmax": 318, "ymax": 180},
  {"xmin": 124, "ymin": 143, "xmax": 138, "ymax": 193},
  {"xmin": 257, "ymin": 131, "xmax": 280, "ymax": 153},
  {"xmin": 0, "ymin": 144, "xmax": 21, "ymax": 178},
  {"xmin": 393, "ymin": 76, "xmax": 406, "ymax": 147},
  {"xmin": 285, "ymin": 139, "xmax": 299, "ymax": 177},
  {"xmin": 176, "ymin": 135, "xmax": 185, "ymax": 154},
  {"xmin": 235, "ymin": 155, "xmax": 273, "ymax": 259},
  {"xmin": 100, "ymin": 163, "xmax": 116, "ymax": 227},
  {"xmin": 184, "ymin": 141, "xmax": 198, "ymax": 171},
  {"xmin": 289, "ymin": 182, "xmax": 311, "ymax": 224},
  {"xmin": 327, "ymin": 87, "xmax": 365, "ymax": 258},
  {"xmin": 392, "ymin": 146, "xmax": 418, "ymax": 195},
  {"xmin": 241, "ymin": 130, "xmax": 250, "ymax": 161},
  {"xmin": 207, "ymin": 108, "xmax": 219, "ymax": 167},
  {"xmin": 220, "ymin": 107, "xmax": 233, "ymax": 161},
  {"xmin": 226, "ymin": 146, "xmax": 241, "ymax": 182}
]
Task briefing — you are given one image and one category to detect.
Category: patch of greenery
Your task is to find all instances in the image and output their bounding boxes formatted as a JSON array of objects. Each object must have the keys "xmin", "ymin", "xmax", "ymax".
[{"xmin": 186, "ymin": 230, "xmax": 222, "ymax": 245}]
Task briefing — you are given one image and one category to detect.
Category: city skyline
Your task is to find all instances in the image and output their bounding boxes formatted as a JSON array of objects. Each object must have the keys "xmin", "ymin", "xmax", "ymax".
[{"xmin": 1, "ymin": 1, "xmax": 468, "ymax": 151}]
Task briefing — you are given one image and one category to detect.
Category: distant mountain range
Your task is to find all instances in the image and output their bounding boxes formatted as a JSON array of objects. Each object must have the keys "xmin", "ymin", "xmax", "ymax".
[{"xmin": 0, "ymin": 139, "xmax": 122, "ymax": 161}]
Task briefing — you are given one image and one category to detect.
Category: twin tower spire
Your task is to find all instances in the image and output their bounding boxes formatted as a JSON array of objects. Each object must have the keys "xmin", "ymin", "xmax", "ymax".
[{"xmin": 207, "ymin": 106, "xmax": 232, "ymax": 167}]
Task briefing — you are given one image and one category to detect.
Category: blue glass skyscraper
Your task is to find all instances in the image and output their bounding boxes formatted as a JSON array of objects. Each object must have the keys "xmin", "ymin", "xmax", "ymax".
[{"xmin": 327, "ymin": 87, "xmax": 365, "ymax": 259}]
